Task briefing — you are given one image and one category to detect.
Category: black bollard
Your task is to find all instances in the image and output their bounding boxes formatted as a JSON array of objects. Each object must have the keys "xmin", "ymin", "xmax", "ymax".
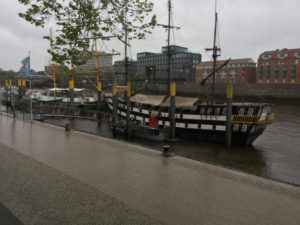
[
  {"xmin": 161, "ymin": 145, "xmax": 176, "ymax": 157},
  {"xmin": 65, "ymin": 123, "xmax": 71, "ymax": 131}
]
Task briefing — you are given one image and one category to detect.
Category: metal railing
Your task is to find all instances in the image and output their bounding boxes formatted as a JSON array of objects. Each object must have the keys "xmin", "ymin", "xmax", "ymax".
[
  {"xmin": 31, "ymin": 104, "xmax": 111, "ymax": 121},
  {"xmin": 1, "ymin": 101, "xmax": 111, "ymax": 122}
]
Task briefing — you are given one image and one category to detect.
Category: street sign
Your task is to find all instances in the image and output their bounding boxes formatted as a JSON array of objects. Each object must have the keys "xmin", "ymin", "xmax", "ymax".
[{"xmin": 116, "ymin": 86, "xmax": 128, "ymax": 92}]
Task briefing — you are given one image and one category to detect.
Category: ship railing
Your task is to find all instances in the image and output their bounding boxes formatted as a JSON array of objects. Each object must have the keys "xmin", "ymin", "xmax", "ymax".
[
  {"xmin": 30, "ymin": 104, "xmax": 111, "ymax": 121},
  {"xmin": 232, "ymin": 113, "xmax": 274, "ymax": 125}
]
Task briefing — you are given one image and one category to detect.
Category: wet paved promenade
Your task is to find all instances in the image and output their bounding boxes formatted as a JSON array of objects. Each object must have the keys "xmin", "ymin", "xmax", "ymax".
[{"xmin": 0, "ymin": 115, "xmax": 300, "ymax": 225}]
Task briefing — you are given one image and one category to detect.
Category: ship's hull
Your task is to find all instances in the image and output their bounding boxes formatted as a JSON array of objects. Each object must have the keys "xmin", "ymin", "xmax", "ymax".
[
  {"xmin": 175, "ymin": 124, "xmax": 267, "ymax": 146},
  {"xmin": 107, "ymin": 98, "xmax": 273, "ymax": 146}
]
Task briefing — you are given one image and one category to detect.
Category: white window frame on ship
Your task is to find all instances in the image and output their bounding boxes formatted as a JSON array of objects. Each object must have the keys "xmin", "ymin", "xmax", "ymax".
[
  {"xmin": 200, "ymin": 107, "xmax": 205, "ymax": 115},
  {"xmin": 233, "ymin": 124, "xmax": 239, "ymax": 132},
  {"xmin": 207, "ymin": 107, "xmax": 212, "ymax": 115},
  {"xmin": 238, "ymin": 108, "xmax": 245, "ymax": 115},
  {"xmin": 241, "ymin": 124, "xmax": 248, "ymax": 133},
  {"xmin": 262, "ymin": 106, "xmax": 269, "ymax": 115},
  {"xmin": 247, "ymin": 108, "xmax": 254, "ymax": 116}
]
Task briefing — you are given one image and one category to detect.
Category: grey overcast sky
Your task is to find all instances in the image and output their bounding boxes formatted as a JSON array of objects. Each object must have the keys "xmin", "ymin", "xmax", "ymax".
[{"xmin": 1, "ymin": 0, "xmax": 300, "ymax": 71}]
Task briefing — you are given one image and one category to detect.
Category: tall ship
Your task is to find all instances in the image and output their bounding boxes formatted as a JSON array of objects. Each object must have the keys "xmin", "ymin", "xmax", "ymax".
[{"xmin": 107, "ymin": 0, "xmax": 274, "ymax": 146}]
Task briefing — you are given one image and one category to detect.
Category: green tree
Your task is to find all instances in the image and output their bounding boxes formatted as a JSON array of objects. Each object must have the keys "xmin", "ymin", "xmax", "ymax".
[
  {"xmin": 0, "ymin": 70, "xmax": 18, "ymax": 80},
  {"xmin": 18, "ymin": 0, "xmax": 156, "ymax": 68}
]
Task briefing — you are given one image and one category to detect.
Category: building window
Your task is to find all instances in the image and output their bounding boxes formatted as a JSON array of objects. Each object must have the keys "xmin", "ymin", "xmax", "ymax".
[
  {"xmin": 282, "ymin": 66, "xmax": 287, "ymax": 79},
  {"xmin": 294, "ymin": 52, "xmax": 300, "ymax": 59},
  {"xmin": 262, "ymin": 54, "xmax": 271, "ymax": 60},
  {"xmin": 274, "ymin": 66, "xmax": 279, "ymax": 79},
  {"xmin": 220, "ymin": 69, "xmax": 226, "ymax": 79},
  {"xmin": 266, "ymin": 66, "xmax": 271, "ymax": 80},
  {"xmin": 258, "ymin": 66, "xmax": 264, "ymax": 79},
  {"xmin": 229, "ymin": 69, "xmax": 237, "ymax": 78},
  {"xmin": 277, "ymin": 53, "xmax": 287, "ymax": 59},
  {"xmin": 203, "ymin": 70, "xmax": 209, "ymax": 79},
  {"xmin": 259, "ymin": 66, "xmax": 263, "ymax": 79},
  {"xmin": 291, "ymin": 65, "xmax": 296, "ymax": 79}
]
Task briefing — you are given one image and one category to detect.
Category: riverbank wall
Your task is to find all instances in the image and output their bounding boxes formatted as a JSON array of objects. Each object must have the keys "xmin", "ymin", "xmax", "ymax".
[{"xmin": 145, "ymin": 83, "xmax": 300, "ymax": 104}]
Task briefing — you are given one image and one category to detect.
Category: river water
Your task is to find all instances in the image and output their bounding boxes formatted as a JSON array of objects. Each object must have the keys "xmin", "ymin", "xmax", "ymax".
[{"xmin": 43, "ymin": 104, "xmax": 300, "ymax": 186}]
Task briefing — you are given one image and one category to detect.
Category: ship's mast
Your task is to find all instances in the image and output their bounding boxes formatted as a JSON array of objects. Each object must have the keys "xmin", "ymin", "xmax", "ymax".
[
  {"xmin": 158, "ymin": 0, "xmax": 180, "ymax": 93},
  {"xmin": 167, "ymin": 0, "xmax": 171, "ymax": 93},
  {"xmin": 94, "ymin": 31, "xmax": 100, "ymax": 86},
  {"xmin": 124, "ymin": 9, "xmax": 129, "ymax": 86},
  {"xmin": 68, "ymin": 15, "xmax": 75, "ymax": 84},
  {"xmin": 49, "ymin": 27, "xmax": 56, "ymax": 89},
  {"xmin": 206, "ymin": 2, "xmax": 221, "ymax": 104}
]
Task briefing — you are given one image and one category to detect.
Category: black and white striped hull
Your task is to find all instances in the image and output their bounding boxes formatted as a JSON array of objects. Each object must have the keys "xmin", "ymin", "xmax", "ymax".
[{"xmin": 107, "ymin": 99, "xmax": 269, "ymax": 146}]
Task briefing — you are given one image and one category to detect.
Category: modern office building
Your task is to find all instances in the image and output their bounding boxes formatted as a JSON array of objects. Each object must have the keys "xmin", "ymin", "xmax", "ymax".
[
  {"xmin": 257, "ymin": 48, "xmax": 300, "ymax": 84},
  {"xmin": 111, "ymin": 60, "xmax": 138, "ymax": 84},
  {"xmin": 137, "ymin": 45, "xmax": 202, "ymax": 83},
  {"xmin": 113, "ymin": 60, "xmax": 137, "ymax": 76},
  {"xmin": 196, "ymin": 58, "xmax": 256, "ymax": 84},
  {"xmin": 78, "ymin": 52, "xmax": 113, "ymax": 73}
]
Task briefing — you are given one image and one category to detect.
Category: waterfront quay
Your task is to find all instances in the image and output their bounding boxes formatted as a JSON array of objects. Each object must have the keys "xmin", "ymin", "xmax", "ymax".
[{"xmin": 0, "ymin": 115, "xmax": 299, "ymax": 225}]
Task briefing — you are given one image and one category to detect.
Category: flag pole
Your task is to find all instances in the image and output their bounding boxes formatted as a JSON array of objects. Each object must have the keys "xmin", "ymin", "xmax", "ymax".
[{"xmin": 29, "ymin": 51, "xmax": 32, "ymax": 122}]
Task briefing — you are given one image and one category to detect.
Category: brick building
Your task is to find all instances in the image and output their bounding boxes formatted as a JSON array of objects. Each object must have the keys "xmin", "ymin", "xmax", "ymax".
[
  {"xmin": 196, "ymin": 58, "xmax": 256, "ymax": 84},
  {"xmin": 257, "ymin": 48, "xmax": 300, "ymax": 84}
]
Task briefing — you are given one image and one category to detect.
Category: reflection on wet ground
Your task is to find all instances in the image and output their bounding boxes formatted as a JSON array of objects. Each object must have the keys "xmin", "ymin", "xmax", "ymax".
[{"xmin": 43, "ymin": 104, "xmax": 300, "ymax": 186}]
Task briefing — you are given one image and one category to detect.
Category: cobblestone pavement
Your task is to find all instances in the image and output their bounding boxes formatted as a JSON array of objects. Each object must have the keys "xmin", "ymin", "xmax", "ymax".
[{"xmin": 0, "ymin": 116, "xmax": 300, "ymax": 225}]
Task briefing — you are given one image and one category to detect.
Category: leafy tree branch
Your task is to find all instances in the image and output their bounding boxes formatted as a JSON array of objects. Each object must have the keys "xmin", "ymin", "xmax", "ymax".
[{"xmin": 18, "ymin": 0, "xmax": 156, "ymax": 67}]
